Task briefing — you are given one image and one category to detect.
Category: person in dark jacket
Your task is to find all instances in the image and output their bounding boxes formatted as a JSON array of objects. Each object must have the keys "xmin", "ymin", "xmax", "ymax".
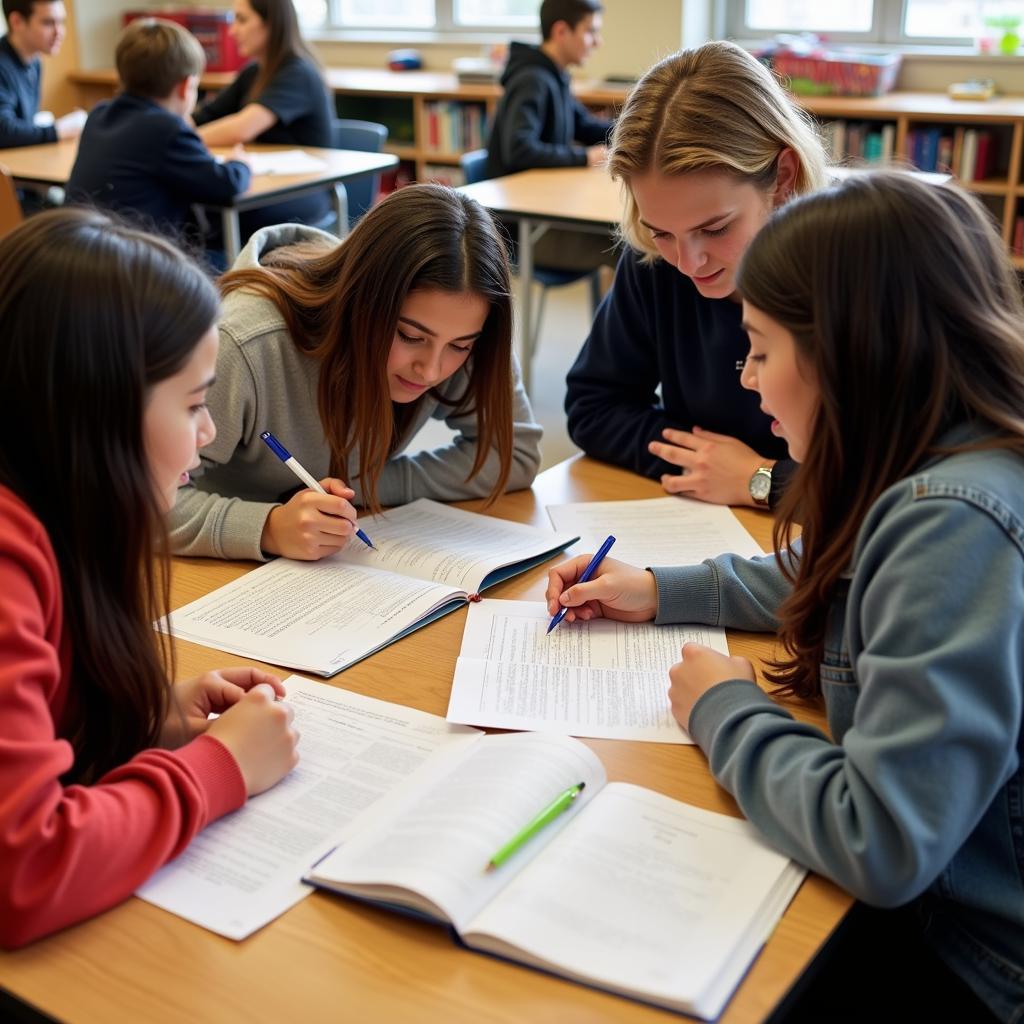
[
  {"xmin": 67, "ymin": 19, "xmax": 250, "ymax": 260},
  {"xmin": 485, "ymin": 0, "xmax": 615, "ymax": 270},
  {"xmin": 565, "ymin": 42, "xmax": 830, "ymax": 509}
]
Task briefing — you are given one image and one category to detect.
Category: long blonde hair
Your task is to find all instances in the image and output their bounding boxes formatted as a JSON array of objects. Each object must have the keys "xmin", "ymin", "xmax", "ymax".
[{"xmin": 609, "ymin": 41, "xmax": 829, "ymax": 259}]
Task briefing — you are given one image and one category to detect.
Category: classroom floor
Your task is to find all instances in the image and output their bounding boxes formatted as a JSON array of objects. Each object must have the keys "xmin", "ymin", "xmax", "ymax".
[{"xmin": 409, "ymin": 275, "xmax": 592, "ymax": 470}]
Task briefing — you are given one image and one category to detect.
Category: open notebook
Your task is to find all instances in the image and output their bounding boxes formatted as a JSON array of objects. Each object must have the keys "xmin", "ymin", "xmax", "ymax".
[
  {"xmin": 166, "ymin": 499, "xmax": 577, "ymax": 676},
  {"xmin": 306, "ymin": 732, "xmax": 805, "ymax": 1020}
]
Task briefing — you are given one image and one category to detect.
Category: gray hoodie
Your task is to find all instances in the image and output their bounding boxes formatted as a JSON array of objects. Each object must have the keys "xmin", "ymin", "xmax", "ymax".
[{"xmin": 168, "ymin": 223, "xmax": 543, "ymax": 561}]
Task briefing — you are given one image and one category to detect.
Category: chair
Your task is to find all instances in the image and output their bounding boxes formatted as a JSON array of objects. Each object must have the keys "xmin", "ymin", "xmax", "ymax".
[
  {"xmin": 0, "ymin": 165, "xmax": 24, "ymax": 240},
  {"xmin": 460, "ymin": 149, "xmax": 601, "ymax": 364},
  {"xmin": 331, "ymin": 118, "xmax": 388, "ymax": 233}
]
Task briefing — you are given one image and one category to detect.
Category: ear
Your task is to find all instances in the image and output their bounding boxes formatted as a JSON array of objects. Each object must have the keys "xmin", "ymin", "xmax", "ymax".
[{"xmin": 773, "ymin": 147, "xmax": 800, "ymax": 205}]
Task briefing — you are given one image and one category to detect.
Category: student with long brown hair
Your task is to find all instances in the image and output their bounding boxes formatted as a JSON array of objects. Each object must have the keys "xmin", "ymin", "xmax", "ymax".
[
  {"xmin": 0, "ymin": 208, "xmax": 299, "ymax": 948},
  {"xmin": 170, "ymin": 183, "xmax": 541, "ymax": 562},
  {"xmin": 565, "ymin": 40, "xmax": 829, "ymax": 509},
  {"xmin": 193, "ymin": 0, "xmax": 333, "ymax": 231},
  {"xmin": 547, "ymin": 174, "xmax": 1024, "ymax": 1020}
]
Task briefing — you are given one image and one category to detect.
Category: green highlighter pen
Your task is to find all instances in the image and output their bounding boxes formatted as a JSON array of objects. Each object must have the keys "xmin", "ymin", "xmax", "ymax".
[{"xmin": 486, "ymin": 782, "xmax": 586, "ymax": 871}]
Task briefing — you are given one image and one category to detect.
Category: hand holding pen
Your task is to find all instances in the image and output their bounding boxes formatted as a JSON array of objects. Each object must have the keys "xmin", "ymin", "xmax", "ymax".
[
  {"xmin": 260, "ymin": 432, "xmax": 375, "ymax": 560},
  {"xmin": 545, "ymin": 537, "xmax": 659, "ymax": 628}
]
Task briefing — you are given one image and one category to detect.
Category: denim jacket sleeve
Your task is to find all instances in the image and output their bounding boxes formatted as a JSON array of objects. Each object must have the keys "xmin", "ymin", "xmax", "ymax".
[{"xmin": 687, "ymin": 492, "xmax": 1024, "ymax": 907}]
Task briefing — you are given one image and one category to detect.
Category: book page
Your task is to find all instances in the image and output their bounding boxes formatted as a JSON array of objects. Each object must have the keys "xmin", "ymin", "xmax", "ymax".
[
  {"xmin": 166, "ymin": 559, "xmax": 460, "ymax": 675},
  {"xmin": 340, "ymin": 499, "xmax": 577, "ymax": 592},
  {"xmin": 464, "ymin": 783, "xmax": 802, "ymax": 1021},
  {"xmin": 446, "ymin": 600, "xmax": 730, "ymax": 742},
  {"xmin": 247, "ymin": 149, "xmax": 327, "ymax": 175},
  {"xmin": 137, "ymin": 676, "xmax": 481, "ymax": 939},
  {"xmin": 308, "ymin": 733, "xmax": 606, "ymax": 932},
  {"xmin": 547, "ymin": 496, "xmax": 764, "ymax": 567}
]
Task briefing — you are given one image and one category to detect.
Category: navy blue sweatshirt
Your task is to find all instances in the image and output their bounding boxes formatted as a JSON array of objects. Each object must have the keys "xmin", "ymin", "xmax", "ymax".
[
  {"xmin": 565, "ymin": 247, "xmax": 795, "ymax": 501},
  {"xmin": 67, "ymin": 93, "xmax": 250, "ymax": 241},
  {"xmin": 0, "ymin": 35, "xmax": 55, "ymax": 148},
  {"xmin": 485, "ymin": 42, "xmax": 610, "ymax": 179}
]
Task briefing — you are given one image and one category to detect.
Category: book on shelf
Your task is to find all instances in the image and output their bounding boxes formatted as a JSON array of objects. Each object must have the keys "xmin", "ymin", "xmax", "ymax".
[
  {"xmin": 165, "ymin": 498, "xmax": 578, "ymax": 676},
  {"xmin": 305, "ymin": 731, "xmax": 805, "ymax": 1021}
]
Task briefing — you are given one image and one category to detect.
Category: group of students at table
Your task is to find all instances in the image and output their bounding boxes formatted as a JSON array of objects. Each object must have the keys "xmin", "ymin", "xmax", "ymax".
[{"xmin": 0, "ymin": 14, "xmax": 1022, "ymax": 1023}]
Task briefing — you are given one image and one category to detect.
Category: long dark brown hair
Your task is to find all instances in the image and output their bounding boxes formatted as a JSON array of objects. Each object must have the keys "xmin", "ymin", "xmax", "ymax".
[
  {"xmin": 737, "ymin": 172, "xmax": 1024, "ymax": 698},
  {"xmin": 0, "ymin": 208, "xmax": 220, "ymax": 783},
  {"xmin": 245, "ymin": 0, "xmax": 321, "ymax": 101},
  {"xmin": 221, "ymin": 183, "xmax": 516, "ymax": 513}
]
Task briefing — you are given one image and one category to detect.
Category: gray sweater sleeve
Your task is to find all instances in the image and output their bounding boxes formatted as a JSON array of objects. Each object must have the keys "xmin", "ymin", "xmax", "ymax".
[
  {"xmin": 687, "ymin": 497, "xmax": 1024, "ymax": 907},
  {"xmin": 372, "ymin": 353, "xmax": 543, "ymax": 506}
]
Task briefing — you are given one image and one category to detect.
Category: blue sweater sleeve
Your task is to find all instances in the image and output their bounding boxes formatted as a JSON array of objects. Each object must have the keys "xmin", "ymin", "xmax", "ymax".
[
  {"xmin": 497, "ymin": 75, "xmax": 587, "ymax": 171},
  {"xmin": 565, "ymin": 249, "xmax": 682, "ymax": 476},
  {"xmin": 688, "ymin": 496, "xmax": 1024, "ymax": 907},
  {"xmin": 158, "ymin": 124, "xmax": 251, "ymax": 203},
  {"xmin": 0, "ymin": 70, "xmax": 54, "ymax": 147}
]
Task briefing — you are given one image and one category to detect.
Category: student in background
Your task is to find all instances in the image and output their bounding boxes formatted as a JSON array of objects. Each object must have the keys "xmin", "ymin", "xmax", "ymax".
[
  {"xmin": 67, "ymin": 19, "xmax": 251, "ymax": 262},
  {"xmin": 0, "ymin": 208, "xmax": 299, "ymax": 949},
  {"xmin": 485, "ymin": 0, "xmax": 614, "ymax": 271},
  {"xmin": 565, "ymin": 41, "xmax": 829, "ymax": 509},
  {"xmin": 170, "ymin": 184, "xmax": 542, "ymax": 562},
  {"xmin": 549, "ymin": 174, "xmax": 1023, "ymax": 1022},
  {"xmin": 0, "ymin": 0, "xmax": 83, "ymax": 147},
  {"xmin": 192, "ymin": 0, "xmax": 333, "ymax": 233}
]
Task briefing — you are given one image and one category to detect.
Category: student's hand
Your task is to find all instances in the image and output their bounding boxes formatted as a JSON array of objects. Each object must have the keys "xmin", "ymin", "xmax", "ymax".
[
  {"xmin": 261, "ymin": 478, "xmax": 359, "ymax": 560},
  {"xmin": 55, "ymin": 108, "xmax": 87, "ymax": 140},
  {"xmin": 228, "ymin": 143, "xmax": 252, "ymax": 169},
  {"xmin": 161, "ymin": 667, "xmax": 286, "ymax": 747},
  {"xmin": 207, "ymin": 683, "xmax": 300, "ymax": 796},
  {"xmin": 649, "ymin": 427, "xmax": 769, "ymax": 507},
  {"xmin": 586, "ymin": 143, "xmax": 607, "ymax": 168},
  {"xmin": 545, "ymin": 554, "xmax": 658, "ymax": 624},
  {"xmin": 667, "ymin": 643, "xmax": 756, "ymax": 731}
]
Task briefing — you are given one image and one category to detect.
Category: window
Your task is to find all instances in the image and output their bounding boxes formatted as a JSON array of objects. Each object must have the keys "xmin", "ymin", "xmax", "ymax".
[
  {"xmin": 307, "ymin": 0, "xmax": 540, "ymax": 33},
  {"xmin": 728, "ymin": 0, "xmax": 1024, "ymax": 46}
]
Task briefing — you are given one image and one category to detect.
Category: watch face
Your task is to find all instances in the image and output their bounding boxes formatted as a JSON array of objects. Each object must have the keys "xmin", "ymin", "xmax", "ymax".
[{"xmin": 750, "ymin": 470, "xmax": 772, "ymax": 501}]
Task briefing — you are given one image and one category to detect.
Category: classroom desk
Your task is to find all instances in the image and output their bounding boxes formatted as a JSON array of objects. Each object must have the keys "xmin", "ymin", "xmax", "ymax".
[
  {"xmin": 0, "ymin": 139, "xmax": 397, "ymax": 260},
  {"xmin": 460, "ymin": 165, "xmax": 620, "ymax": 396},
  {"xmin": 0, "ymin": 455, "xmax": 852, "ymax": 1024}
]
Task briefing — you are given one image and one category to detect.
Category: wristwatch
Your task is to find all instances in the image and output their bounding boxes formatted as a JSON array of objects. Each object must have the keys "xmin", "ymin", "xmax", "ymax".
[{"xmin": 748, "ymin": 464, "xmax": 773, "ymax": 507}]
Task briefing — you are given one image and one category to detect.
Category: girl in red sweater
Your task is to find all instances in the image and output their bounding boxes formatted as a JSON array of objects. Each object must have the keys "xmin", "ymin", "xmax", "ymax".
[{"xmin": 0, "ymin": 208, "xmax": 300, "ymax": 947}]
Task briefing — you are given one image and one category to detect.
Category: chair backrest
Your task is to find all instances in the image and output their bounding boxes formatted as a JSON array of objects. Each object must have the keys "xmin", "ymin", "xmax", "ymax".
[
  {"xmin": 0, "ymin": 165, "xmax": 24, "ymax": 241},
  {"xmin": 460, "ymin": 148, "xmax": 488, "ymax": 185},
  {"xmin": 331, "ymin": 118, "xmax": 388, "ymax": 225}
]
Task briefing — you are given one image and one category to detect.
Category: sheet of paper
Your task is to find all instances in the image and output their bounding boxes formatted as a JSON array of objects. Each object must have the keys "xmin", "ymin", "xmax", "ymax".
[
  {"xmin": 248, "ymin": 149, "xmax": 327, "ymax": 175},
  {"xmin": 547, "ymin": 496, "xmax": 764, "ymax": 567},
  {"xmin": 446, "ymin": 600, "xmax": 730, "ymax": 743},
  {"xmin": 464, "ymin": 782, "xmax": 802, "ymax": 1021},
  {"xmin": 309, "ymin": 733, "xmax": 607, "ymax": 932},
  {"xmin": 167, "ymin": 560, "xmax": 458, "ymax": 675},
  {"xmin": 137, "ymin": 675, "xmax": 481, "ymax": 939},
  {"xmin": 342, "ymin": 498, "xmax": 576, "ymax": 592}
]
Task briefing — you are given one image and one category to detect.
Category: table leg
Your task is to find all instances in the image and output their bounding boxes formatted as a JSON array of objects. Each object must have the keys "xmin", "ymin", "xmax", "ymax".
[
  {"xmin": 222, "ymin": 209, "xmax": 242, "ymax": 265},
  {"xmin": 333, "ymin": 184, "xmax": 349, "ymax": 239},
  {"xmin": 518, "ymin": 216, "xmax": 534, "ymax": 396}
]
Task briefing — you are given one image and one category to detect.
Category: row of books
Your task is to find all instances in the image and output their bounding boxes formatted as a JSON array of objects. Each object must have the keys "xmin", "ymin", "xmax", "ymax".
[
  {"xmin": 821, "ymin": 120, "xmax": 895, "ymax": 164},
  {"xmin": 423, "ymin": 101, "xmax": 489, "ymax": 154},
  {"xmin": 904, "ymin": 126, "xmax": 997, "ymax": 183}
]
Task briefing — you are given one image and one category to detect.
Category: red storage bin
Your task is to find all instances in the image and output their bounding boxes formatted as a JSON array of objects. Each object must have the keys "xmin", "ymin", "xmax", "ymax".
[{"xmin": 121, "ymin": 8, "xmax": 244, "ymax": 73}]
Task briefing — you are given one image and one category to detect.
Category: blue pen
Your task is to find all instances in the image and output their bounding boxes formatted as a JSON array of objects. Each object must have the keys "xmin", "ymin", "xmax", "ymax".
[
  {"xmin": 260, "ymin": 431, "xmax": 375, "ymax": 550},
  {"xmin": 547, "ymin": 534, "xmax": 616, "ymax": 634}
]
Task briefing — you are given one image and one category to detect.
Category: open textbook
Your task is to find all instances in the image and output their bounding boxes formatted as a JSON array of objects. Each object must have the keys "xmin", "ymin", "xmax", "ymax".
[
  {"xmin": 306, "ymin": 732, "xmax": 805, "ymax": 1021},
  {"xmin": 447, "ymin": 599, "xmax": 729, "ymax": 742},
  {"xmin": 137, "ymin": 675, "xmax": 481, "ymax": 939},
  {"xmin": 547, "ymin": 495, "xmax": 764, "ymax": 567},
  {"xmin": 166, "ymin": 499, "xmax": 578, "ymax": 676}
]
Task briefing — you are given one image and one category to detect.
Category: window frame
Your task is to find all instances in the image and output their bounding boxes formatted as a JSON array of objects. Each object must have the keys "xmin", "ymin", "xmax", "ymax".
[{"xmin": 322, "ymin": 0, "xmax": 539, "ymax": 35}]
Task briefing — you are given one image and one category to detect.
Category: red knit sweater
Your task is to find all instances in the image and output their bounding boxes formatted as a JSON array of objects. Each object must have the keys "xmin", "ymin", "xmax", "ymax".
[{"xmin": 0, "ymin": 486, "xmax": 246, "ymax": 947}]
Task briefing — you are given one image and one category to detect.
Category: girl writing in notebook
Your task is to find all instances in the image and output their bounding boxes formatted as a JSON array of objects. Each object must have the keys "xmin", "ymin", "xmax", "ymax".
[
  {"xmin": 565, "ymin": 40, "xmax": 829, "ymax": 510},
  {"xmin": 170, "ymin": 183, "xmax": 541, "ymax": 562},
  {"xmin": 0, "ymin": 209, "xmax": 299, "ymax": 948},
  {"xmin": 547, "ymin": 174, "xmax": 1023, "ymax": 1021}
]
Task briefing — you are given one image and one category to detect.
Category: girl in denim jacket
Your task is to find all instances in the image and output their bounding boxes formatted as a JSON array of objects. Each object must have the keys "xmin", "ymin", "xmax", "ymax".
[{"xmin": 546, "ymin": 173, "xmax": 1024, "ymax": 1022}]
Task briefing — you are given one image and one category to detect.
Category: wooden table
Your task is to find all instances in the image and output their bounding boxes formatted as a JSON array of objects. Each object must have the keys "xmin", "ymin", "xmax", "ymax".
[
  {"xmin": 0, "ymin": 139, "xmax": 397, "ymax": 260},
  {"xmin": 0, "ymin": 456, "xmax": 851, "ymax": 1024},
  {"xmin": 460, "ymin": 166, "xmax": 620, "ymax": 395}
]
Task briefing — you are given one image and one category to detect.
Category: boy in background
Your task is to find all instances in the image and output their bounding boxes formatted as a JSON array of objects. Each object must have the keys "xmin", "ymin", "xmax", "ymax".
[
  {"xmin": 0, "ymin": 0, "xmax": 84, "ymax": 147},
  {"xmin": 67, "ymin": 19, "xmax": 250, "ymax": 259}
]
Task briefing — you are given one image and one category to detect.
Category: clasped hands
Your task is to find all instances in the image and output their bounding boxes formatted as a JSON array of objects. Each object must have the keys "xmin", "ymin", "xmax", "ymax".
[{"xmin": 545, "ymin": 554, "xmax": 755, "ymax": 730}]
